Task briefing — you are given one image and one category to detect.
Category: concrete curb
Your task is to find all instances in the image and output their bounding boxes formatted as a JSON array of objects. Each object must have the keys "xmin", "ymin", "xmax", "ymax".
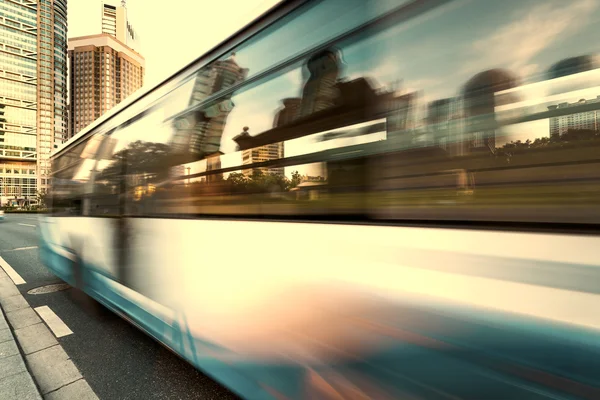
[{"xmin": 0, "ymin": 270, "xmax": 98, "ymax": 400}]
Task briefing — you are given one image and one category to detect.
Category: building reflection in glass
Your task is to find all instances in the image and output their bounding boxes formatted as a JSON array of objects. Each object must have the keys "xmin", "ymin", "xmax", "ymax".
[
  {"xmin": 172, "ymin": 54, "xmax": 249, "ymax": 163},
  {"xmin": 50, "ymin": 8, "xmax": 600, "ymax": 226}
]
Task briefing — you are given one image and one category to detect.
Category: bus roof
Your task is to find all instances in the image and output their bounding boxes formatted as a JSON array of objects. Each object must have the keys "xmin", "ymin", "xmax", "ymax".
[{"xmin": 53, "ymin": 0, "xmax": 301, "ymax": 159}]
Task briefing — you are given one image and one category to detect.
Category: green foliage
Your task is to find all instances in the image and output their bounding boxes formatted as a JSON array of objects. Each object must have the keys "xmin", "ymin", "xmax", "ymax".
[
  {"xmin": 226, "ymin": 170, "xmax": 303, "ymax": 193},
  {"xmin": 96, "ymin": 140, "xmax": 174, "ymax": 184},
  {"xmin": 35, "ymin": 189, "xmax": 48, "ymax": 208},
  {"xmin": 290, "ymin": 170, "xmax": 302, "ymax": 189},
  {"xmin": 498, "ymin": 129, "xmax": 600, "ymax": 153}
]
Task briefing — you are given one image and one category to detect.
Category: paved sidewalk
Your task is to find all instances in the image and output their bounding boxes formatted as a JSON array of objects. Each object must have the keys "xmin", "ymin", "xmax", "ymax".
[
  {"xmin": 0, "ymin": 269, "xmax": 98, "ymax": 400},
  {"xmin": 0, "ymin": 277, "xmax": 41, "ymax": 399}
]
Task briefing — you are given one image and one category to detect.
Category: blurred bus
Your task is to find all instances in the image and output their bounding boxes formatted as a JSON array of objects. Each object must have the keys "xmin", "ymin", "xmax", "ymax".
[{"xmin": 41, "ymin": 0, "xmax": 600, "ymax": 398}]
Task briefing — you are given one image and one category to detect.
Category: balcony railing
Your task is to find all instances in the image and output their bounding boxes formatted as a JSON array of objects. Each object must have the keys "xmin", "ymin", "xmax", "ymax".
[{"xmin": 0, "ymin": 150, "xmax": 37, "ymax": 160}]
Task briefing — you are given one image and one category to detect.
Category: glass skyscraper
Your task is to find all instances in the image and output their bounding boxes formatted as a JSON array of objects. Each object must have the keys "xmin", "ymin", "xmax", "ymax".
[{"xmin": 0, "ymin": 0, "xmax": 67, "ymax": 206}]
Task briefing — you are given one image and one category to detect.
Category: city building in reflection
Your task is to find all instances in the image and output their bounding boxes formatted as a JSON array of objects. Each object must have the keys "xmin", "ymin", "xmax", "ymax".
[
  {"xmin": 231, "ymin": 46, "xmax": 421, "ymax": 202},
  {"xmin": 462, "ymin": 69, "xmax": 519, "ymax": 154},
  {"xmin": 427, "ymin": 98, "xmax": 452, "ymax": 150},
  {"xmin": 387, "ymin": 91, "xmax": 415, "ymax": 132},
  {"xmin": 548, "ymin": 55, "xmax": 597, "ymax": 80},
  {"xmin": 170, "ymin": 164, "xmax": 186, "ymax": 180},
  {"xmin": 299, "ymin": 49, "xmax": 342, "ymax": 116},
  {"xmin": 545, "ymin": 56, "xmax": 600, "ymax": 139},
  {"xmin": 236, "ymin": 49, "xmax": 345, "ymax": 179},
  {"xmin": 548, "ymin": 96, "xmax": 600, "ymax": 138},
  {"xmin": 233, "ymin": 49, "xmax": 415, "ymax": 150},
  {"xmin": 205, "ymin": 151, "xmax": 224, "ymax": 183},
  {"xmin": 172, "ymin": 54, "xmax": 248, "ymax": 160},
  {"xmin": 274, "ymin": 98, "xmax": 302, "ymax": 127},
  {"xmin": 240, "ymin": 97, "xmax": 301, "ymax": 177},
  {"xmin": 241, "ymin": 127, "xmax": 285, "ymax": 177}
]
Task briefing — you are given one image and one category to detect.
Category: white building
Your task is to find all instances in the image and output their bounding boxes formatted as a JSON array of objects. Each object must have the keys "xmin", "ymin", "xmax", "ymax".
[
  {"xmin": 101, "ymin": 1, "xmax": 141, "ymax": 51},
  {"xmin": 548, "ymin": 96, "xmax": 600, "ymax": 138}
]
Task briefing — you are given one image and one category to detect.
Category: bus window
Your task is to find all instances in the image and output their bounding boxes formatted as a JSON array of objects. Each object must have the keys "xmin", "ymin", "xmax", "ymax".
[{"xmin": 89, "ymin": 110, "xmax": 176, "ymax": 217}]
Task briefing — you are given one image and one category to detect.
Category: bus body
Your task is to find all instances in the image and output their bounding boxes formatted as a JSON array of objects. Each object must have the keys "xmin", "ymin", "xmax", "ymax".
[{"xmin": 41, "ymin": 0, "xmax": 600, "ymax": 398}]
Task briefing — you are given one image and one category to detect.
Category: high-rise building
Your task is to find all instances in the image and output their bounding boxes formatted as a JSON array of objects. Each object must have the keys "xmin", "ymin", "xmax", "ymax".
[
  {"xmin": 68, "ymin": 34, "xmax": 145, "ymax": 138},
  {"xmin": 241, "ymin": 143, "xmax": 284, "ymax": 177},
  {"xmin": 548, "ymin": 96, "xmax": 600, "ymax": 138},
  {"xmin": 273, "ymin": 97, "xmax": 301, "ymax": 127},
  {"xmin": 205, "ymin": 151, "xmax": 223, "ymax": 182},
  {"xmin": 101, "ymin": 1, "xmax": 140, "ymax": 51},
  {"xmin": 447, "ymin": 97, "xmax": 468, "ymax": 157},
  {"xmin": 427, "ymin": 99, "xmax": 452, "ymax": 126},
  {"xmin": 298, "ymin": 49, "xmax": 340, "ymax": 118},
  {"xmin": 172, "ymin": 54, "xmax": 248, "ymax": 159},
  {"xmin": 0, "ymin": 0, "xmax": 68, "ymax": 205},
  {"xmin": 462, "ymin": 69, "xmax": 518, "ymax": 154},
  {"xmin": 241, "ymin": 129, "xmax": 285, "ymax": 177},
  {"xmin": 240, "ymin": 98, "xmax": 299, "ymax": 177},
  {"xmin": 427, "ymin": 98, "xmax": 452, "ymax": 149}
]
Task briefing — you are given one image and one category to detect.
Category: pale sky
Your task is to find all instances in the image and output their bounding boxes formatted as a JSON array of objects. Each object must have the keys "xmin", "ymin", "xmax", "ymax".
[{"xmin": 67, "ymin": 0, "xmax": 281, "ymax": 89}]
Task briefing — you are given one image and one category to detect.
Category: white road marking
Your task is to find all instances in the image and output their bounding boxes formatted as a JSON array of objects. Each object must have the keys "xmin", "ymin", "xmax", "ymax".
[
  {"xmin": 0, "ymin": 256, "xmax": 26, "ymax": 285},
  {"xmin": 12, "ymin": 246, "xmax": 38, "ymax": 251},
  {"xmin": 34, "ymin": 306, "xmax": 73, "ymax": 338},
  {"xmin": 18, "ymin": 223, "xmax": 36, "ymax": 227}
]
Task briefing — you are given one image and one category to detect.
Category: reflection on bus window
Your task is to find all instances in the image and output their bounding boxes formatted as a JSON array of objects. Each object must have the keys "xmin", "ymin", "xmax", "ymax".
[{"xmin": 49, "ymin": 0, "xmax": 600, "ymax": 225}]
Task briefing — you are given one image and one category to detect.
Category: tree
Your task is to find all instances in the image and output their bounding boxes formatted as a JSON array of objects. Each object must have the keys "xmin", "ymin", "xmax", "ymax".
[
  {"xmin": 497, "ymin": 129, "xmax": 600, "ymax": 154},
  {"xmin": 96, "ymin": 140, "xmax": 173, "ymax": 182},
  {"xmin": 227, "ymin": 172, "xmax": 248, "ymax": 186},
  {"xmin": 289, "ymin": 170, "xmax": 302, "ymax": 189},
  {"xmin": 559, "ymin": 128, "xmax": 598, "ymax": 142},
  {"xmin": 226, "ymin": 172, "xmax": 249, "ymax": 193},
  {"xmin": 35, "ymin": 189, "xmax": 48, "ymax": 209},
  {"xmin": 226, "ymin": 169, "xmax": 302, "ymax": 194}
]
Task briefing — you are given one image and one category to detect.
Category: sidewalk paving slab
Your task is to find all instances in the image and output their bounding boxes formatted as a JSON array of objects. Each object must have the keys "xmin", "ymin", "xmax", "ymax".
[
  {"xmin": 0, "ymin": 309, "xmax": 41, "ymax": 400},
  {"xmin": 0, "ymin": 371, "xmax": 42, "ymax": 400},
  {"xmin": 0, "ymin": 328, "xmax": 12, "ymax": 343},
  {"xmin": 2, "ymin": 294, "xmax": 29, "ymax": 313},
  {"xmin": 0, "ymin": 312, "xmax": 7, "ymax": 330},
  {"xmin": 0, "ymin": 277, "xmax": 20, "ymax": 300},
  {"xmin": 45, "ymin": 379, "xmax": 99, "ymax": 400},
  {"xmin": 0, "ymin": 354, "xmax": 27, "ymax": 380},
  {"xmin": 26, "ymin": 344, "xmax": 83, "ymax": 395},
  {"xmin": 6, "ymin": 307, "xmax": 42, "ymax": 330},
  {"xmin": 0, "ymin": 339, "xmax": 20, "ymax": 359},
  {"xmin": 15, "ymin": 323, "xmax": 58, "ymax": 355}
]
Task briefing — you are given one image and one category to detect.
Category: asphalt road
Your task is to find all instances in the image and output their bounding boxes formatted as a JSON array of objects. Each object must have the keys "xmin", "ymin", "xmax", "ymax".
[{"xmin": 0, "ymin": 214, "xmax": 239, "ymax": 400}]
